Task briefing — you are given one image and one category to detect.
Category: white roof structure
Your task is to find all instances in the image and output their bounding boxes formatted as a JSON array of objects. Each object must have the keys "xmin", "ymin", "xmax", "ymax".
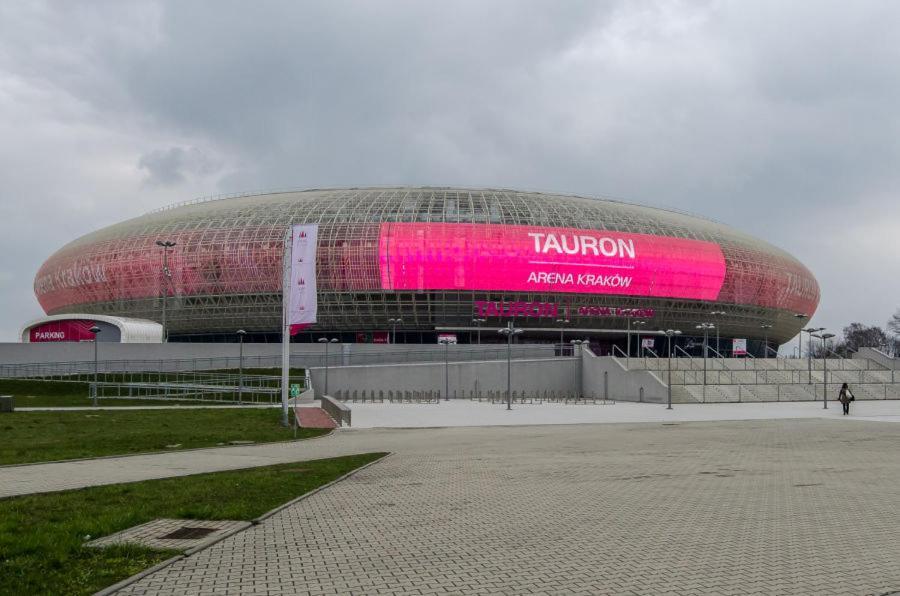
[{"xmin": 20, "ymin": 314, "xmax": 163, "ymax": 343}]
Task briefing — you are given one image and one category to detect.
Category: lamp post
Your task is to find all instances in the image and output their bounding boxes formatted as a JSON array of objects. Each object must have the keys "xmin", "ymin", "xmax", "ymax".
[
  {"xmin": 760, "ymin": 324, "xmax": 773, "ymax": 358},
  {"xmin": 812, "ymin": 331, "xmax": 834, "ymax": 409},
  {"xmin": 89, "ymin": 325, "xmax": 101, "ymax": 406},
  {"xmin": 438, "ymin": 336, "xmax": 452, "ymax": 400},
  {"xmin": 695, "ymin": 323, "xmax": 714, "ymax": 385},
  {"xmin": 498, "ymin": 322, "xmax": 524, "ymax": 410},
  {"xmin": 236, "ymin": 329, "xmax": 246, "ymax": 402},
  {"xmin": 803, "ymin": 327, "xmax": 825, "ymax": 383},
  {"xmin": 555, "ymin": 318, "xmax": 569, "ymax": 350},
  {"xmin": 317, "ymin": 337, "xmax": 339, "ymax": 395},
  {"xmin": 388, "ymin": 318, "xmax": 402, "ymax": 344},
  {"xmin": 472, "ymin": 318, "xmax": 486, "ymax": 344},
  {"xmin": 710, "ymin": 311, "xmax": 727, "ymax": 355},
  {"xmin": 570, "ymin": 339, "xmax": 585, "ymax": 398},
  {"xmin": 155, "ymin": 240, "xmax": 177, "ymax": 342},
  {"xmin": 794, "ymin": 314, "xmax": 808, "ymax": 359},
  {"xmin": 665, "ymin": 329, "xmax": 682, "ymax": 410},
  {"xmin": 626, "ymin": 316, "xmax": 632, "ymax": 368},
  {"xmin": 633, "ymin": 320, "xmax": 647, "ymax": 358}
]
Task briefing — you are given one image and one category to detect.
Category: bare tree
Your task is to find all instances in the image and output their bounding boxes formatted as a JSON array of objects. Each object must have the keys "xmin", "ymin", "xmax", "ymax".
[
  {"xmin": 889, "ymin": 309, "xmax": 900, "ymax": 336},
  {"xmin": 840, "ymin": 323, "xmax": 888, "ymax": 355}
]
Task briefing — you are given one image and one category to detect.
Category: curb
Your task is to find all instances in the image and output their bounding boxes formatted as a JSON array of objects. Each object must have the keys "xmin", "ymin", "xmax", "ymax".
[
  {"xmin": 93, "ymin": 452, "xmax": 392, "ymax": 595},
  {"xmin": 0, "ymin": 427, "xmax": 337, "ymax": 470},
  {"xmin": 93, "ymin": 555, "xmax": 185, "ymax": 596}
]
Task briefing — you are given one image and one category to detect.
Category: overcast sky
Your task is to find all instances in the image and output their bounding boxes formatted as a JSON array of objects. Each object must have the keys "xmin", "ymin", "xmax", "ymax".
[{"xmin": 1, "ymin": 1, "xmax": 898, "ymax": 345}]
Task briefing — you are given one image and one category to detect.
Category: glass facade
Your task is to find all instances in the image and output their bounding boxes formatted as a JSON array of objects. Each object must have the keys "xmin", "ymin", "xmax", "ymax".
[{"xmin": 33, "ymin": 188, "xmax": 819, "ymax": 343}]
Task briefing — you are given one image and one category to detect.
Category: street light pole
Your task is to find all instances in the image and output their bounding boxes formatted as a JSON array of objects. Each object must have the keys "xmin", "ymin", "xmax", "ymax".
[
  {"xmin": 317, "ymin": 338, "xmax": 339, "ymax": 395},
  {"xmin": 760, "ymin": 324, "xmax": 773, "ymax": 357},
  {"xmin": 803, "ymin": 327, "xmax": 825, "ymax": 384},
  {"xmin": 695, "ymin": 323, "xmax": 714, "ymax": 385},
  {"xmin": 388, "ymin": 318, "xmax": 402, "ymax": 344},
  {"xmin": 472, "ymin": 318, "xmax": 486, "ymax": 344},
  {"xmin": 665, "ymin": 329, "xmax": 682, "ymax": 410},
  {"xmin": 498, "ymin": 322, "xmax": 524, "ymax": 410},
  {"xmin": 626, "ymin": 317, "xmax": 631, "ymax": 370},
  {"xmin": 812, "ymin": 331, "xmax": 834, "ymax": 409},
  {"xmin": 155, "ymin": 240, "xmax": 177, "ymax": 343},
  {"xmin": 90, "ymin": 325, "xmax": 101, "ymax": 406},
  {"xmin": 570, "ymin": 339, "xmax": 585, "ymax": 398},
  {"xmin": 438, "ymin": 337, "xmax": 451, "ymax": 400},
  {"xmin": 824, "ymin": 332, "xmax": 835, "ymax": 409},
  {"xmin": 633, "ymin": 320, "xmax": 647, "ymax": 358},
  {"xmin": 794, "ymin": 314, "xmax": 808, "ymax": 359},
  {"xmin": 710, "ymin": 311, "xmax": 726, "ymax": 356},
  {"xmin": 555, "ymin": 318, "xmax": 569, "ymax": 351},
  {"xmin": 237, "ymin": 329, "xmax": 246, "ymax": 402}
]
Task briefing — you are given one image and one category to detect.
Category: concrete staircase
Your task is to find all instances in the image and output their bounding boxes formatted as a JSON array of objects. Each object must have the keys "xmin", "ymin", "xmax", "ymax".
[{"xmin": 614, "ymin": 353, "xmax": 900, "ymax": 404}]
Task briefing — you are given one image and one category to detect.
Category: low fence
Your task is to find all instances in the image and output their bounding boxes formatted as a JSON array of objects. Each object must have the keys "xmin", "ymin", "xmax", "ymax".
[
  {"xmin": 0, "ymin": 345, "xmax": 561, "ymax": 378},
  {"xmin": 308, "ymin": 357, "xmax": 578, "ymax": 402},
  {"xmin": 332, "ymin": 387, "xmax": 612, "ymax": 405},
  {"xmin": 88, "ymin": 372, "xmax": 290, "ymax": 404}
]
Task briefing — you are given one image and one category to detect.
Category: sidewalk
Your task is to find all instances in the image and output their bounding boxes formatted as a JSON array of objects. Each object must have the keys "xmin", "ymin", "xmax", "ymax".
[
  {"xmin": 2, "ymin": 400, "xmax": 898, "ymax": 499},
  {"xmin": 348, "ymin": 398, "xmax": 900, "ymax": 428}
]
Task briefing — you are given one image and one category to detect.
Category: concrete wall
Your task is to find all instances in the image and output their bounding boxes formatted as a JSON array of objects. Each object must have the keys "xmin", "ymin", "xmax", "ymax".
[
  {"xmin": 309, "ymin": 357, "xmax": 577, "ymax": 399},
  {"xmin": 307, "ymin": 348, "xmax": 670, "ymax": 402},
  {"xmin": 581, "ymin": 349, "xmax": 668, "ymax": 403},
  {"xmin": 854, "ymin": 347, "xmax": 898, "ymax": 370},
  {"xmin": 0, "ymin": 342, "xmax": 556, "ymax": 369}
]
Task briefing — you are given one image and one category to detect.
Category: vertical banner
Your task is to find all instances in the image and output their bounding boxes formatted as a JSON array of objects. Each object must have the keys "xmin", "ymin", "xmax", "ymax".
[
  {"xmin": 282, "ymin": 224, "xmax": 318, "ymax": 426},
  {"xmin": 288, "ymin": 224, "xmax": 319, "ymax": 333},
  {"xmin": 732, "ymin": 338, "xmax": 747, "ymax": 356}
]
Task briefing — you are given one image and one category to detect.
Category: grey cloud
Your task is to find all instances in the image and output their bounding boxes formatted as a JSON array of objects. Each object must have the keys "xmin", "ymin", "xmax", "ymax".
[
  {"xmin": 1, "ymin": 0, "xmax": 899, "ymax": 341},
  {"xmin": 138, "ymin": 146, "xmax": 222, "ymax": 186}
]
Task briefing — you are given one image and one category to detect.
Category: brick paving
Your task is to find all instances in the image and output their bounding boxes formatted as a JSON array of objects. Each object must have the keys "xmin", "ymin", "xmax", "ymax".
[
  {"xmin": 86, "ymin": 518, "xmax": 250, "ymax": 551},
  {"xmin": 117, "ymin": 419, "xmax": 900, "ymax": 595},
  {"xmin": 295, "ymin": 406, "xmax": 337, "ymax": 429}
]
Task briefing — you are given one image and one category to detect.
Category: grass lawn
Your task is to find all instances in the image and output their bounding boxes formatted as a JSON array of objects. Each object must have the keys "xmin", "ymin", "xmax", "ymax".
[
  {"xmin": 0, "ymin": 453, "xmax": 387, "ymax": 596},
  {"xmin": 0, "ymin": 409, "xmax": 329, "ymax": 465}
]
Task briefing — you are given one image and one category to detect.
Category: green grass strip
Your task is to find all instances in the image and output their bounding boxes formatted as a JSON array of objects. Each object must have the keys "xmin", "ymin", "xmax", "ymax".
[
  {"xmin": 0, "ymin": 453, "xmax": 386, "ymax": 595},
  {"xmin": 0, "ymin": 409, "xmax": 329, "ymax": 466}
]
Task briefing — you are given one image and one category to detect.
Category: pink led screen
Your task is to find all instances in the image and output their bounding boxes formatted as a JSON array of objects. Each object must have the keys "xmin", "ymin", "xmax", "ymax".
[{"xmin": 379, "ymin": 223, "xmax": 727, "ymax": 300}]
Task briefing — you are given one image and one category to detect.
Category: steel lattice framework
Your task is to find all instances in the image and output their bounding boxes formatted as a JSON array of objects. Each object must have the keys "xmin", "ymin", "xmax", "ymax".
[{"xmin": 34, "ymin": 187, "xmax": 819, "ymax": 343}]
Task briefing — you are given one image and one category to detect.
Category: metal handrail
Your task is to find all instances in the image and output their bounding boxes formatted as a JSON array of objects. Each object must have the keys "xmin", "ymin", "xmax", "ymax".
[
  {"xmin": 673, "ymin": 346, "xmax": 694, "ymax": 367},
  {"xmin": 0, "ymin": 345, "xmax": 566, "ymax": 379}
]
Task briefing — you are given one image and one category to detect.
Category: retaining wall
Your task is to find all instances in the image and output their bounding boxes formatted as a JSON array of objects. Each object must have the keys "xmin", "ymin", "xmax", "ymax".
[
  {"xmin": 581, "ymin": 350, "xmax": 668, "ymax": 403},
  {"xmin": 309, "ymin": 357, "xmax": 577, "ymax": 399}
]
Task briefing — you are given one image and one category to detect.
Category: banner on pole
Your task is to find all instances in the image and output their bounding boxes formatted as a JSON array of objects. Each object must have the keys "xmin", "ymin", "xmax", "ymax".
[
  {"xmin": 288, "ymin": 224, "xmax": 318, "ymax": 334},
  {"xmin": 732, "ymin": 338, "xmax": 747, "ymax": 356},
  {"xmin": 641, "ymin": 338, "xmax": 655, "ymax": 349}
]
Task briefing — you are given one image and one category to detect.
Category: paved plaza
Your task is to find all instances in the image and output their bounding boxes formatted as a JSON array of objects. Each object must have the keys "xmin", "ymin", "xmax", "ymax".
[
  {"xmin": 5, "ymin": 403, "xmax": 900, "ymax": 594},
  {"xmin": 113, "ymin": 417, "xmax": 900, "ymax": 595}
]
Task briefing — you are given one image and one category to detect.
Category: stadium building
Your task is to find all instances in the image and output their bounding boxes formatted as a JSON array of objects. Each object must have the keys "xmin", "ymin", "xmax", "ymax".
[{"xmin": 28, "ymin": 187, "xmax": 819, "ymax": 355}]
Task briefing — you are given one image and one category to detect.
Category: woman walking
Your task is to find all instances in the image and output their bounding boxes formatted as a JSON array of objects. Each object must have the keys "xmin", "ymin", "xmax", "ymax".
[{"xmin": 838, "ymin": 382, "xmax": 855, "ymax": 415}]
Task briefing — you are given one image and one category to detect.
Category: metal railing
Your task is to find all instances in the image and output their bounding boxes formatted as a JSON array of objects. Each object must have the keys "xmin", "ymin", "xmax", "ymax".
[
  {"xmin": 674, "ymin": 381, "xmax": 900, "ymax": 404},
  {"xmin": 0, "ymin": 345, "xmax": 564, "ymax": 379}
]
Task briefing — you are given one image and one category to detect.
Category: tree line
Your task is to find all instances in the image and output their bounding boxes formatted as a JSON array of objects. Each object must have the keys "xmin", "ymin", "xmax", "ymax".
[{"xmin": 807, "ymin": 310, "xmax": 900, "ymax": 357}]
